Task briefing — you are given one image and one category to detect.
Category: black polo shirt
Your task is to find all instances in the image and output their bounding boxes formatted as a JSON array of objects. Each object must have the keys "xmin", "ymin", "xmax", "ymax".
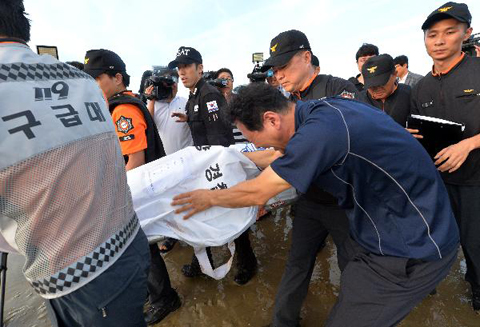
[
  {"xmin": 186, "ymin": 78, "xmax": 234, "ymax": 147},
  {"xmin": 291, "ymin": 74, "xmax": 358, "ymax": 205},
  {"xmin": 358, "ymin": 83, "xmax": 411, "ymax": 127},
  {"xmin": 410, "ymin": 54, "xmax": 480, "ymax": 185},
  {"xmin": 348, "ymin": 74, "xmax": 364, "ymax": 92}
]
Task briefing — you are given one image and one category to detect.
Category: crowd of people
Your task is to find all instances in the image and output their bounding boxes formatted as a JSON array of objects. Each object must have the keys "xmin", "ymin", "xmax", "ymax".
[{"xmin": 1, "ymin": 0, "xmax": 480, "ymax": 326}]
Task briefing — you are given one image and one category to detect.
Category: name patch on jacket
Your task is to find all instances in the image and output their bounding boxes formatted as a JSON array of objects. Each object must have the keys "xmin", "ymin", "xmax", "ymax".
[{"xmin": 119, "ymin": 134, "xmax": 135, "ymax": 142}]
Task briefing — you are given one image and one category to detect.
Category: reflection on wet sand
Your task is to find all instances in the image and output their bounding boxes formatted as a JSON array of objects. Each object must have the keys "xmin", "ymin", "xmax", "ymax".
[{"xmin": 4, "ymin": 207, "xmax": 480, "ymax": 326}]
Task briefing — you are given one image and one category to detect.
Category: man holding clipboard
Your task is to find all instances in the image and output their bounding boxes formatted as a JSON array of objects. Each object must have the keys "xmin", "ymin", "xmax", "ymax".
[{"xmin": 409, "ymin": 1, "xmax": 480, "ymax": 312}]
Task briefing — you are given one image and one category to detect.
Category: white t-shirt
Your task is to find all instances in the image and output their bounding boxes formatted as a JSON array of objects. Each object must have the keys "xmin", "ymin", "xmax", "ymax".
[
  {"xmin": 150, "ymin": 96, "xmax": 193, "ymax": 155},
  {"xmin": 398, "ymin": 72, "xmax": 408, "ymax": 84}
]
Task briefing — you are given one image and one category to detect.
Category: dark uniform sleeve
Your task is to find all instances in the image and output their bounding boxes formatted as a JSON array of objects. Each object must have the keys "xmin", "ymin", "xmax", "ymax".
[
  {"xmin": 326, "ymin": 76, "xmax": 358, "ymax": 99},
  {"xmin": 410, "ymin": 82, "xmax": 421, "ymax": 115},
  {"xmin": 199, "ymin": 92, "xmax": 234, "ymax": 146}
]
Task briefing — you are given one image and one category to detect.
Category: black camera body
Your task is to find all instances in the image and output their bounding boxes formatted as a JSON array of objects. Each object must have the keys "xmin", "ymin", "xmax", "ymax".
[
  {"xmin": 247, "ymin": 64, "xmax": 273, "ymax": 83},
  {"xmin": 144, "ymin": 75, "xmax": 176, "ymax": 101},
  {"xmin": 462, "ymin": 32, "xmax": 480, "ymax": 57},
  {"xmin": 203, "ymin": 71, "xmax": 229, "ymax": 88}
]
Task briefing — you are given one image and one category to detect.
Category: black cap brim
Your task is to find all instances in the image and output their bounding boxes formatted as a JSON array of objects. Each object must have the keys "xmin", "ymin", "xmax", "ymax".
[
  {"xmin": 84, "ymin": 69, "xmax": 104, "ymax": 79},
  {"xmin": 422, "ymin": 13, "xmax": 469, "ymax": 30},
  {"xmin": 364, "ymin": 71, "xmax": 392, "ymax": 89},
  {"xmin": 262, "ymin": 49, "xmax": 301, "ymax": 71},
  {"xmin": 168, "ymin": 58, "xmax": 199, "ymax": 69}
]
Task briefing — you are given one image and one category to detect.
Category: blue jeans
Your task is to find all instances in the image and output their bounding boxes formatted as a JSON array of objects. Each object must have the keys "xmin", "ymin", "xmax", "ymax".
[{"xmin": 46, "ymin": 228, "xmax": 150, "ymax": 327}]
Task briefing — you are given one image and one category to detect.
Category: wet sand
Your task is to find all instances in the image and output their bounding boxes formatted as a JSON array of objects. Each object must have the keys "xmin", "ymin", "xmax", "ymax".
[{"xmin": 3, "ymin": 207, "xmax": 480, "ymax": 326}]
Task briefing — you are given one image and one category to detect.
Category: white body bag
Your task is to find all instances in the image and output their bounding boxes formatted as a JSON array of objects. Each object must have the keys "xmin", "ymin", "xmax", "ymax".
[{"xmin": 127, "ymin": 146, "xmax": 260, "ymax": 279}]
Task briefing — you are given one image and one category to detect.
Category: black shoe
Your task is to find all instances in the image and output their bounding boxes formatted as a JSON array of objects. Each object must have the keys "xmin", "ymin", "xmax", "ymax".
[
  {"xmin": 144, "ymin": 293, "xmax": 181, "ymax": 325},
  {"xmin": 234, "ymin": 256, "xmax": 257, "ymax": 285},
  {"xmin": 182, "ymin": 262, "xmax": 203, "ymax": 278},
  {"xmin": 473, "ymin": 287, "xmax": 480, "ymax": 311}
]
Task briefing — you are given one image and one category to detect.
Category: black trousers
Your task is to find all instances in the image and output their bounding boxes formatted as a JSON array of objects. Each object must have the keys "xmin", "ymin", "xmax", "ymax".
[
  {"xmin": 272, "ymin": 196, "xmax": 350, "ymax": 327},
  {"xmin": 325, "ymin": 237, "xmax": 458, "ymax": 327},
  {"xmin": 148, "ymin": 243, "xmax": 176, "ymax": 307},
  {"xmin": 445, "ymin": 183, "xmax": 480, "ymax": 289}
]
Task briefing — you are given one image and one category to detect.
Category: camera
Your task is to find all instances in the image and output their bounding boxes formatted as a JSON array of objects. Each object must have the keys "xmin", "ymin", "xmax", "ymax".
[
  {"xmin": 144, "ymin": 66, "xmax": 178, "ymax": 100},
  {"xmin": 203, "ymin": 71, "xmax": 229, "ymax": 88},
  {"xmin": 246, "ymin": 52, "xmax": 273, "ymax": 83},
  {"xmin": 462, "ymin": 32, "xmax": 480, "ymax": 57}
]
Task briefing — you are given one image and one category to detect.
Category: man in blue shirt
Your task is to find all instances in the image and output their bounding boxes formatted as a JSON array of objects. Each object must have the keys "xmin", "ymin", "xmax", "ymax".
[{"xmin": 172, "ymin": 83, "xmax": 459, "ymax": 326}]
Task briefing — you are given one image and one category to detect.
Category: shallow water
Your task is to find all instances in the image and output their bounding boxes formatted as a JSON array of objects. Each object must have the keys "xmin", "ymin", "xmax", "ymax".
[{"xmin": 3, "ymin": 207, "xmax": 480, "ymax": 326}]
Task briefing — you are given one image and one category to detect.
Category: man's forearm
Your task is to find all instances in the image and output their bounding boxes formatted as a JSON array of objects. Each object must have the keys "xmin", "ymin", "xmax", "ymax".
[
  {"xmin": 210, "ymin": 178, "xmax": 270, "ymax": 208},
  {"xmin": 243, "ymin": 150, "xmax": 282, "ymax": 169}
]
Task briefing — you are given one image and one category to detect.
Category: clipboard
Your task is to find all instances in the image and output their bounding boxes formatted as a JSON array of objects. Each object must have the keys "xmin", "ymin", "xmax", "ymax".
[{"xmin": 407, "ymin": 115, "xmax": 465, "ymax": 158}]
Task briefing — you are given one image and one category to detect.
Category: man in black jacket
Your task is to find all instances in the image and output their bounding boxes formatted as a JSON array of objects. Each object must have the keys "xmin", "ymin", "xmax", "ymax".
[
  {"xmin": 261, "ymin": 29, "xmax": 356, "ymax": 327},
  {"xmin": 409, "ymin": 1, "xmax": 480, "ymax": 311},
  {"xmin": 168, "ymin": 47, "xmax": 257, "ymax": 285},
  {"xmin": 358, "ymin": 54, "xmax": 411, "ymax": 127}
]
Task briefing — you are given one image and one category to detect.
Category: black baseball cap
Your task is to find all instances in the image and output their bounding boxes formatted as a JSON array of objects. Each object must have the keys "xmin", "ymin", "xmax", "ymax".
[
  {"xmin": 422, "ymin": 2, "xmax": 471, "ymax": 30},
  {"xmin": 84, "ymin": 49, "xmax": 127, "ymax": 79},
  {"xmin": 168, "ymin": 46, "xmax": 202, "ymax": 69},
  {"xmin": 262, "ymin": 30, "xmax": 311, "ymax": 71},
  {"xmin": 362, "ymin": 54, "xmax": 395, "ymax": 89},
  {"xmin": 311, "ymin": 54, "xmax": 319, "ymax": 67}
]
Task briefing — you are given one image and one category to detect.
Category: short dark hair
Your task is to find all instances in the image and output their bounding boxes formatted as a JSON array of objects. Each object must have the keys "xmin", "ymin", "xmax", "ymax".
[
  {"xmin": 214, "ymin": 68, "xmax": 234, "ymax": 80},
  {"xmin": 66, "ymin": 61, "xmax": 84, "ymax": 70},
  {"xmin": 0, "ymin": 0, "xmax": 31, "ymax": 42},
  {"xmin": 393, "ymin": 55, "xmax": 408, "ymax": 67},
  {"xmin": 105, "ymin": 71, "xmax": 130, "ymax": 87},
  {"xmin": 355, "ymin": 43, "xmax": 379, "ymax": 61},
  {"xmin": 228, "ymin": 83, "xmax": 291, "ymax": 131}
]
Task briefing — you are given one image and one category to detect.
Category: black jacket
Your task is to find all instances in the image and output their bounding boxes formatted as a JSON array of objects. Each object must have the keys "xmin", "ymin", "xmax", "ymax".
[
  {"xmin": 348, "ymin": 74, "xmax": 364, "ymax": 92},
  {"xmin": 186, "ymin": 78, "xmax": 234, "ymax": 146},
  {"xmin": 359, "ymin": 83, "xmax": 411, "ymax": 127}
]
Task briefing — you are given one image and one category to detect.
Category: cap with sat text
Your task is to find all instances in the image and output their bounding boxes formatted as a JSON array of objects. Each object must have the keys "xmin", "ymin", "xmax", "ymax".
[
  {"xmin": 422, "ymin": 2, "xmax": 471, "ymax": 30},
  {"xmin": 168, "ymin": 46, "xmax": 202, "ymax": 69},
  {"xmin": 362, "ymin": 54, "xmax": 395, "ymax": 89}
]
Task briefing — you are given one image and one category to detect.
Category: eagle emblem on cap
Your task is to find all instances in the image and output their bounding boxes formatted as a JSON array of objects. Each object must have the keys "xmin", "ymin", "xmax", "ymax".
[
  {"xmin": 464, "ymin": 89, "xmax": 474, "ymax": 93},
  {"xmin": 367, "ymin": 66, "xmax": 377, "ymax": 74},
  {"xmin": 84, "ymin": 58, "xmax": 89, "ymax": 65},
  {"xmin": 438, "ymin": 6, "xmax": 452, "ymax": 12},
  {"xmin": 271, "ymin": 43, "xmax": 278, "ymax": 52}
]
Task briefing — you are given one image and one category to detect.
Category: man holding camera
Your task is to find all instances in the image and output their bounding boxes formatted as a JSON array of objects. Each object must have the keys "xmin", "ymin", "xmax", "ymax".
[
  {"xmin": 409, "ymin": 1, "xmax": 480, "ymax": 311},
  {"xmin": 168, "ymin": 47, "xmax": 257, "ymax": 284},
  {"xmin": 144, "ymin": 67, "xmax": 193, "ymax": 155},
  {"xmin": 84, "ymin": 49, "xmax": 181, "ymax": 325},
  {"xmin": 260, "ymin": 29, "xmax": 357, "ymax": 326}
]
